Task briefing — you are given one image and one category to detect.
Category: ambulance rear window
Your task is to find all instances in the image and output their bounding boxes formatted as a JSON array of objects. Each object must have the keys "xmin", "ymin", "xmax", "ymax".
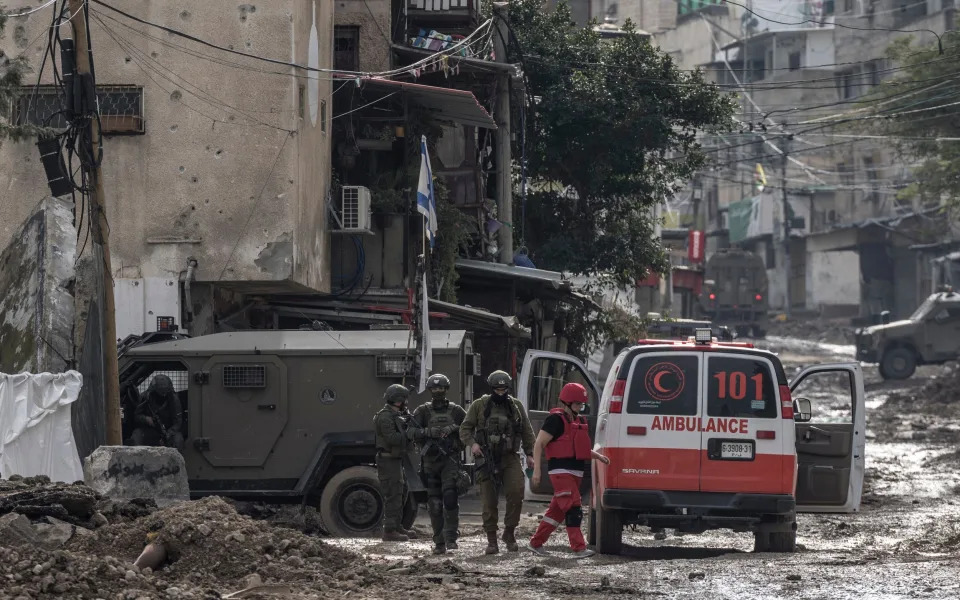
[
  {"xmin": 626, "ymin": 355, "xmax": 698, "ymax": 416},
  {"xmin": 707, "ymin": 356, "xmax": 777, "ymax": 419}
]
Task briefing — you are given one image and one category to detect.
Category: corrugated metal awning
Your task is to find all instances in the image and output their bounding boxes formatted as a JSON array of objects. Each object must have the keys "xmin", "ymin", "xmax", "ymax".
[{"xmin": 350, "ymin": 77, "xmax": 497, "ymax": 129}]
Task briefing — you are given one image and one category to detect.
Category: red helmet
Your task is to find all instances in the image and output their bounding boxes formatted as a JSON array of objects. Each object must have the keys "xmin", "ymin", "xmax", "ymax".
[{"xmin": 558, "ymin": 382, "xmax": 588, "ymax": 405}]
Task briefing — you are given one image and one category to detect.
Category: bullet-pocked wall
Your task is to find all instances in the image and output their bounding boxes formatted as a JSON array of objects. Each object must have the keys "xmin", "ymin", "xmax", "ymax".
[{"xmin": 0, "ymin": 1, "xmax": 333, "ymax": 338}]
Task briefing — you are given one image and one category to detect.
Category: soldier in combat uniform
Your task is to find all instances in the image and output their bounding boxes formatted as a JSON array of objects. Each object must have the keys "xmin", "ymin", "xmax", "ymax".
[
  {"xmin": 407, "ymin": 373, "xmax": 467, "ymax": 555},
  {"xmin": 374, "ymin": 384, "xmax": 419, "ymax": 542},
  {"xmin": 460, "ymin": 370, "xmax": 536, "ymax": 555}
]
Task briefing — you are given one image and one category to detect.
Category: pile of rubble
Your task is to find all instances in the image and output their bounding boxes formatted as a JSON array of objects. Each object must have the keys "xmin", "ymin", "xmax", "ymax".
[{"xmin": 0, "ymin": 477, "xmax": 390, "ymax": 599}]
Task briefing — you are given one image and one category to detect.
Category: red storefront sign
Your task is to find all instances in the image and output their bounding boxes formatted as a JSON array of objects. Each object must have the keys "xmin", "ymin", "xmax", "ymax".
[{"xmin": 688, "ymin": 230, "xmax": 705, "ymax": 263}]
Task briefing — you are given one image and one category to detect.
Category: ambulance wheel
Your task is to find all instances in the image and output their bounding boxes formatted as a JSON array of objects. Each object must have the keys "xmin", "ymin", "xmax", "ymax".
[
  {"xmin": 595, "ymin": 508, "xmax": 623, "ymax": 555},
  {"xmin": 754, "ymin": 526, "xmax": 796, "ymax": 553}
]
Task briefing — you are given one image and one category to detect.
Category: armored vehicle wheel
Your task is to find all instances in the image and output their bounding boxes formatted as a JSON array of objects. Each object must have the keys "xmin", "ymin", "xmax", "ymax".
[
  {"xmin": 880, "ymin": 347, "xmax": 916, "ymax": 380},
  {"xmin": 319, "ymin": 466, "xmax": 386, "ymax": 537},
  {"xmin": 754, "ymin": 529, "xmax": 797, "ymax": 553}
]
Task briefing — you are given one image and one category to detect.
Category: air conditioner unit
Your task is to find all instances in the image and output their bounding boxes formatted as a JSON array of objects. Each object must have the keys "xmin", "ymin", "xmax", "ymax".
[{"xmin": 335, "ymin": 185, "xmax": 373, "ymax": 234}]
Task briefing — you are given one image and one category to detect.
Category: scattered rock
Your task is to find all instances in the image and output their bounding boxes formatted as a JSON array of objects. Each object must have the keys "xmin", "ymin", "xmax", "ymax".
[
  {"xmin": 654, "ymin": 531, "xmax": 668, "ymax": 541},
  {"xmin": 786, "ymin": 574, "xmax": 802, "ymax": 581},
  {"xmin": 0, "ymin": 512, "xmax": 37, "ymax": 545},
  {"xmin": 600, "ymin": 575, "xmax": 611, "ymax": 588},
  {"xmin": 33, "ymin": 516, "xmax": 77, "ymax": 547},
  {"xmin": 688, "ymin": 571, "xmax": 706, "ymax": 580},
  {"xmin": 91, "ymin": 512, "xmax": 109, "ymax": 528},
  {"xmin": 83, "ymin": 446, "xmax": 189, "ymax": 507},
  {"xmin": 525, "ymin": 565, "xmax": 546, "ymax": 577},
  {"xmin": 388, "ymin": 567, "xmax": 414, "ymax": 576}
]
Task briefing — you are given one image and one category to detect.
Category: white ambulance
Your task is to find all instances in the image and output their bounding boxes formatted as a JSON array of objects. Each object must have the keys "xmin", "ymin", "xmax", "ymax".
[{"xmin": 518, "ymin": 329, "xmax": 865, "ymax": 554}]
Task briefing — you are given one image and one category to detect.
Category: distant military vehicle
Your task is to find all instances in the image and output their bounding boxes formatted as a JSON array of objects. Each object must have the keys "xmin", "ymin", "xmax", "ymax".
[
  {"xmin": 118, "ymin": 329, "xmax": 478, "ymax": 536},
  {"xmin": 699, "ymin": 248, "xmax": 769, "ymax": 337},
  {"xmin": 855, "ymin": 289, "xmax": 960, "ymax": 380}
]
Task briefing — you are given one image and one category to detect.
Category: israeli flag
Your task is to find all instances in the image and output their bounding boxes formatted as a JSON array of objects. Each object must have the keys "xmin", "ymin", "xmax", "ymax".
[{"xmin": 417, "ymin": 135, "xmax": 438, "ymax": 248}]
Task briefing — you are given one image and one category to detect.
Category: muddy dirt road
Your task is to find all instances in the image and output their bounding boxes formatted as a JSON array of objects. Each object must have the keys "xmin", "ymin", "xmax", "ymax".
[{"xmin": 327, "ymin": 337, "xmax": 960, "ymax": 600}]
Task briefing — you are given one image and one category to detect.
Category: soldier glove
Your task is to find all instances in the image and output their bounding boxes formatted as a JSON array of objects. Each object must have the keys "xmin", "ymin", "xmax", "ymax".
[
  {"xmin": 441, "ymin": 424, "xmax": 458, "ymax": 437},
  {"xmin": 428, "ymin": 427, "xmax": 445, "ymax": 438}
]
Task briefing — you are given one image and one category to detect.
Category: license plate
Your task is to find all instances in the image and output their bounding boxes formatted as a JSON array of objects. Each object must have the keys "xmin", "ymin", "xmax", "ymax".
[{"xmin": 720, "ymin": 442, "xmax": 754, "ymax": 459}]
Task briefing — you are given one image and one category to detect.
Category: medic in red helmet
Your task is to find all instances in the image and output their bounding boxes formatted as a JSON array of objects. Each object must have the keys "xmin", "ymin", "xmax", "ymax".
[{"xmin": 528, "ymin": 382, "xmax": 610, "ymax": 558}]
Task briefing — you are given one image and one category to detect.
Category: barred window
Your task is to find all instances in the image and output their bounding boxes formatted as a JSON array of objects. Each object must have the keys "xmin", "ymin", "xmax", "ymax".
[
  {"xmin": 222, "ymin": 365, "xmax": 267, "ymax": 388},
  {"xmin": 15, "ymin": 84, "xmax": 145, "ymax": 135}
]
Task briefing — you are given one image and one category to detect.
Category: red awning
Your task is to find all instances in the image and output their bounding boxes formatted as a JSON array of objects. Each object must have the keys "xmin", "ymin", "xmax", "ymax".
[
  {"xmin": 345, "ymin": 77, "xmax": 497, "ymax": 129},
  {"xmin": 636, "ymin": 269, "xmax": 702, "ymax": 295}
]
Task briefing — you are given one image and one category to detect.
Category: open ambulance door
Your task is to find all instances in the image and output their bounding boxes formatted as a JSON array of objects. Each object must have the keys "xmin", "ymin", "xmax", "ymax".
[
  {"xmin": 791, "ymin": 363, "xmax": 866, "ymax": 513},
  {"xmin": 517, "ymin": 350, "xmax": 601, "ymax": 502}
]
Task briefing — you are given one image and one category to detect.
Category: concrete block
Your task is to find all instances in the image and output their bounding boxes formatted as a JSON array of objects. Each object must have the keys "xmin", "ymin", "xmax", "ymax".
[
  {"xmin": 83, "ymin": 446, "xmax": 189, "ymax": 507},
  {"xmin": 0, "ymin": 512, "xmax": 37, "ymax": 545},
  {"xmin": 0, "ymin": 197, "xmax": 76, "ymax": 374}
]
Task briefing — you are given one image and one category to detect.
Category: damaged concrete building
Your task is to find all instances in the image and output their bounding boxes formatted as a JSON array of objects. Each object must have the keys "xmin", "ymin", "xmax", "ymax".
[{"xmin": 0, "ymin": 0, "xmax": 335, "ymax": 355}]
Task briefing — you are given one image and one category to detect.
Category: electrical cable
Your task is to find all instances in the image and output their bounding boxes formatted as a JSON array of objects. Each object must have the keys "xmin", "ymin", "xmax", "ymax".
[
  {"xmin": 5, "ymin": 0, "xmax": 58, "ymax": 17},
  {"xmin": 89, "ymin": 0, "xmax": 494, "ymax": 80}
]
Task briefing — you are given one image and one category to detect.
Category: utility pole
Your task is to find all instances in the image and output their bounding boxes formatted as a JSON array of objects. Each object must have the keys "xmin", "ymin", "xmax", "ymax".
[
  {"xmin": 70, "ymin": 0, "xmax": 122, "ymax": 445},
  {"xmin": 492, "ymin": 2, "xmax": 513, "ymax": 265},
  {"xmin": 781, "ymin": 132, "xmax": 792, "ymax": 319}
]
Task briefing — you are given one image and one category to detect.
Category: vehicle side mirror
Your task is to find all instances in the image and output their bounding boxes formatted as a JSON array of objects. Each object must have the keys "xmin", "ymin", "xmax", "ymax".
[
  {"xmin": 880, "ymin": 310, "xmax": 891, "ymax": 325},
  {"xmin": 794, "ymin": 398, "xmax": 812, "ymax": 423}
]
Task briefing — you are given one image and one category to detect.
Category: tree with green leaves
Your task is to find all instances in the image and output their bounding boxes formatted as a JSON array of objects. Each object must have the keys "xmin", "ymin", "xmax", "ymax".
[
  {"xmin": 0, "ymin": 8, "xmax": 31, "ymax": 144},
  {"xmin": 504, "ymin": 0, "xmax": 734, "ymax": 286},
  {"xmin": 867, "ymin": 32, "xmax": 960, "ymax": 208}
]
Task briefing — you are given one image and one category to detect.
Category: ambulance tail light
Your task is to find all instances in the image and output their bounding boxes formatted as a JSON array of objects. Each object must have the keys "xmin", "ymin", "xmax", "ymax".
[
  {"xmin": 757, "ymin": 430, "xmax": 776, "ymax": 440},
  {"xmin": 610, "ymin": 379, "xmax": 626, "ymax": 413},
  {"xmin": 779, "ymin": 385, "xmax": 794, "ymax": 419}
]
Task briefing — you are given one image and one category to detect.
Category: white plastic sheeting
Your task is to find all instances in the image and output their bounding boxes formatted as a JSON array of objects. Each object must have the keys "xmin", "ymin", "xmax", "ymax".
[{"xmin": 0, "ymin": 371, "xmax": 84, "ymax": 482}]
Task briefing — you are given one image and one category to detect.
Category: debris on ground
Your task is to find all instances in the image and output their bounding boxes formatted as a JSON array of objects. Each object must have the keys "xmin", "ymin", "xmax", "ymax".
[
  {"xmin": 764, "ymin": 318, "xmax": 855, "ymax": 345},
  {"xmin": 0, "ymin": 476, "xmax": 98, "ymax": 525}
]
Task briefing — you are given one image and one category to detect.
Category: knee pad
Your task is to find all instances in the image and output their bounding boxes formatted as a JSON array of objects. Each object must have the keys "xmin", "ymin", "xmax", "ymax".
[
  {"xmin": 443, "ymin": 489, "xmax": 459, "ymax": 511},
  {"xmin": 565, "ymin": 505, "xmax": 583, "ymax": 528}
]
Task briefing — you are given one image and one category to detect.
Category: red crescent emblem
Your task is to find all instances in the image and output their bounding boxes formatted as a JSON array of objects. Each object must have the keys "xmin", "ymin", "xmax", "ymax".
[{"xmin": 644, "ymin": 362, "xmax": 685, "ymax": 402}]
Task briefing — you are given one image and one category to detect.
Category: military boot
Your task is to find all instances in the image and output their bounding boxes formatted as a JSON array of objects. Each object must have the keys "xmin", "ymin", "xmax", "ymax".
[
  {"xmin": 401, "ymin": 527, "xmax": 419, "ymax": 539},
  {"xmin": 484, "ymin": 531, "xmax": 499, "ymax": 555},
  {"xmin": 382, "ymin": 530, "xmax": 409, "ymax": 542},
  {"xmin": 502, "ymin": 527, "xmax": 519, "ymax": 552},
  {"xmin": 432, "ymin": 543, "xmax": 446, "ymax": 555}
]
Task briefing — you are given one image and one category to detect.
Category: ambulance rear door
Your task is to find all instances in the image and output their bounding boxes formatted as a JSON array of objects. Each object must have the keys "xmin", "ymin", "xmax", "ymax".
[{"xmin": 699, "ymin": 352, "xmax": 786, "ymax": 494}]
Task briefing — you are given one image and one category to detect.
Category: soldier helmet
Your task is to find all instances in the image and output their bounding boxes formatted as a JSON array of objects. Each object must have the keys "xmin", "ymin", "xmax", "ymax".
[
  {"xmin": 426, "ymin": 373, "xmax": 451, "ymax": 390},
  {"xmin": 558, "ymin": 382, "xmax": 589, "ymax": 405},
  {"xmin": 383, "ymin": 384, "xmax": 410, "ymax": 405},
  {"xmin": 487, "ymin": 370, "xmax": 512, "ymax": 388},
  {"xmin": 149, "ymin": 374, "xmax": 174, "ymax": 395}
]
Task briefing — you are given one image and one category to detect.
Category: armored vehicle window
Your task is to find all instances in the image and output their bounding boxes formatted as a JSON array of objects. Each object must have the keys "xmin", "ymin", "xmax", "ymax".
[
  {"xmin": 626, "ymin": 355, "xmax": 698, "ymax": 416},
  {"xmin": 222, "ymin": 365, "xmax": 266, "ymax": 388},
  {"xmin": 933, "ymin": 305, "xmax": 960, "ymax": 323},
  {"xmin": 137, "ymin": 370, "xmax": 189, "ymax": 394}
]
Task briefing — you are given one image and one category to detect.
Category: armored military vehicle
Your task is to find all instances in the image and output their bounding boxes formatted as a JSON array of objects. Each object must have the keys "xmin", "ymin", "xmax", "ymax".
[
  {"xmin": 699, "ymin": 248, "xmax": 769, "ymax": 337},
  {"xmin": 118, "ymin": 329, "xmax": 478, "ymax": 536},
  {"xmin": 855, "ymin": 289, "xmax": 960, "ymax": 380}
]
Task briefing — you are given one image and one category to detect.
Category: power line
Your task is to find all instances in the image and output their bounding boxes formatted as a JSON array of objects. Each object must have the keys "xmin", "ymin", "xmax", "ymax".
[
  {"xmin": 720, "ymin": 0, "xmax": 945, "ymax": 53},
  {"xmin": 4, "ymin": 0, "xmax": 58, "ymax": 17},
  {"xmin": 89, "ymin": 0, "xmax": 495, "ymax": 80}
]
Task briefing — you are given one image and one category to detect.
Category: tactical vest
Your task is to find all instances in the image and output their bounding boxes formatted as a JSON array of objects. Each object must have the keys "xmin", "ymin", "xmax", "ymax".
[
  {"xmin": 544, "ymin": 408, "xmax": 592, "ymax": 461},
  {"xmin": 420, "ymin": 403, "xmax": 462, "ymax": 456},
  {"xmin": 374, "ymin": 406, "xmax": 405, "ymax": 457},
  {"xmin": 476, "ymin": 395, "xmax": 523, "ymax": 455}
]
